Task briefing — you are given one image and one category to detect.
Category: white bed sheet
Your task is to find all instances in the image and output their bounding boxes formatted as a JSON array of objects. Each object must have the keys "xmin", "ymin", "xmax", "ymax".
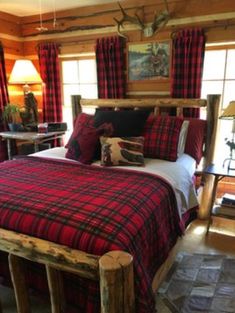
[{"xmin": 30, "ymin": 147, "xmax": 198, "ymax": 219}]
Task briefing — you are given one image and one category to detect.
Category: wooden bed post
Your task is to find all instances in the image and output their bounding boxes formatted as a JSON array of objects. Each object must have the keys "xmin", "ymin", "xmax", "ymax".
[
  {"xmin": 99, "ymin": 251, "xmax": 135, "ymax": 313},
  {"xmin": 8, "ymin": 254, "xmax": 31, "ymax": 313},
  {"xmin": 71, "ymin": 95, "xmax": 82, "ymax": 121},
  {"xmin": 46, "ymin": 265, "xmax": 66, "ymax": 313},
  {"xmin": 198, "ymin": 94, "xmax": 221, "ymax": 219}
]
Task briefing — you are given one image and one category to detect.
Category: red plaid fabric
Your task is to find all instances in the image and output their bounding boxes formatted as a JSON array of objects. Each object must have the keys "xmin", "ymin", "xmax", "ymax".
[
  {"xmin": 143, "ymin": 115, "xmax": 183, "ymax": 161},
  {"xmin": 65, "ymin": 113, "xmax": 94, "ymax": 148},
  {"xmin": 171, "ymin": 28, "xmax": 206, "ymax": 118},
  {"xmin": 38, "ymin": 43, "xmax": 62, "ymax": 124},
  {"xmin": 96, "ymin": 36, "xmax": 126, "ymax": 98},
  {"xmin": 0, "ymin": 157, "xmax": 182, "ymax": 313},
  {"xmin": 0, "ymin": 43, "xmax": 9, "ymax": 161}
]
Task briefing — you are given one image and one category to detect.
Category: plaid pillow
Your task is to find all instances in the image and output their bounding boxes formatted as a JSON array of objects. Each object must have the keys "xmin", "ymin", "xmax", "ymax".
[
  {"xmin": 65, "ymin": 113, "xmax": 113, "ymax": 164},
  {"xmin": 65, "ymin": 113, "xmax": 94, "ymax": 149},
  {"xmin": 143, "ymin": 115, "xmax": 183, "ymax": 161},
  {"xmin": 184, "ymin": 118, "xmax": 207, "ymax": 164},
  {"xmin": 100, "ymin": 136, "xmax": 145, "ymax": 166},
  {"xmin": 66, "ymin": 126, "xmax": 99, "ymax": 164}
]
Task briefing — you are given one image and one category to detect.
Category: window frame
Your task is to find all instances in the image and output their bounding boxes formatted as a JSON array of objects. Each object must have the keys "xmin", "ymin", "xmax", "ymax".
[
  {"xmin": 59, "ymin": 55, "xmax": 98, "ymax": 141},
  {"xmin": 60, "ymin": 55, "xmax": 97, "ymax": 106},
  {"xmin": 201, "ymin": 44, "xmax": 235, "ymax": 164}
]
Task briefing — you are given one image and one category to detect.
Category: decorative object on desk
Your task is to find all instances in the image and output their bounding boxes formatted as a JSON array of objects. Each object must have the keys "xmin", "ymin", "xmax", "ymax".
[
  {"xmin": 219, "ymin": 100, "xmax": 235, "ymax": 171},
  {"xmin": 47, "ymin": 122, "xmax": 67, "ymax": 132},
  {"xmin": 37, "ymin": 123, "xmax": 48, "ymax": 134},
  {"xmin": 20, "ymin": 92, "xmax": 38, "ymax": 127},
  {"xmin": 3, "ymin": 103, "xmax": 22, "ymax": 131}
]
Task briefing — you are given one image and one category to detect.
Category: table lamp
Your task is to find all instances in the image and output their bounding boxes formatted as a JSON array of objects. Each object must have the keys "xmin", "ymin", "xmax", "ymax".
[
  {"xmin": 8, "ymin": 59, "xmax": 42, "ymax": 94},
  {"xmin": 8, "ymin": 59, "xmax": 42, "ymax": 126},
  {"xmin": 220, "ymin": 101, "xmax": 235, "ymax": 171}
]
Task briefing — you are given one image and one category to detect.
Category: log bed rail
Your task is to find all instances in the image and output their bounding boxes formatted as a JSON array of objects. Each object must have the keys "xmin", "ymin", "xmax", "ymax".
[
  {"xmin": 0, "ymin": 228, "xmax": 134, "ymax": 313},
  {"xmin": 0, "ymin": 95, "xmax": 221, "ymax": 313}
]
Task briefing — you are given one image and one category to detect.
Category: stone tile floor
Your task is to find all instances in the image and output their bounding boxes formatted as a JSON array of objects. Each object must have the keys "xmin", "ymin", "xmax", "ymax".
[{"xmin": 156, "ymin": 253, "xmax": 235, "ymax": 313}]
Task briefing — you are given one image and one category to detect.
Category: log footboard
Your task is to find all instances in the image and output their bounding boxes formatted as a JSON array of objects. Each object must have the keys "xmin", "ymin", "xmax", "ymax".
[{"xmin": 0, "ymin": 228, "xmax": 134, "ymax": 313}]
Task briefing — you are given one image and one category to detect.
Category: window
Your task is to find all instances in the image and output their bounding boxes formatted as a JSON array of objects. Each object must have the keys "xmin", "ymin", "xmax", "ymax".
[
  {"xmin": 201, "ymin": 47, "xmax": 235, "ymax": 164},
  {"xmin": 61, "ymin": 57, "xmax": 98, "ymax": 141}
]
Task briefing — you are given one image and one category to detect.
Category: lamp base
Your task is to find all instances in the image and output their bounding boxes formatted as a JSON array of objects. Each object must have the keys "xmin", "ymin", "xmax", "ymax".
[{"xmin": 223, "ymin": 157, "xmax": 235, "ymax": 171}]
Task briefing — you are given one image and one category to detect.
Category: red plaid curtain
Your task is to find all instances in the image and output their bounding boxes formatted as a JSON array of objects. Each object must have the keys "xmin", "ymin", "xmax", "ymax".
[
  {"xmin": 96, "ymin": 36, "xmax": 126, "ymax": 98},
  {"xmin": 0, "ymin": 43, "xmax": 9, "ymax": 161},
  {"xmin": 38, "ymin": 43, "xmax": 62, "ymax": 123},
  {"xmin": 171, "ymin": 28, "xmax": 206, "ymax": 117}
]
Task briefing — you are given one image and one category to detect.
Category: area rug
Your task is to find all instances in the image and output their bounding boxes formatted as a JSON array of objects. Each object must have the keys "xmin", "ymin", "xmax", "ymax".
[{"xmin": 156, "ymin": 253, "xmax": 235, "ymax": 313}]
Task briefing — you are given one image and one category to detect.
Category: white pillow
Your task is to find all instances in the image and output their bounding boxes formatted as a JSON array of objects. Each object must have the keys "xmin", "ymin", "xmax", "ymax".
[{"xmin": 177, "ymin": 120, "xmax": 189, "ymax": 157}]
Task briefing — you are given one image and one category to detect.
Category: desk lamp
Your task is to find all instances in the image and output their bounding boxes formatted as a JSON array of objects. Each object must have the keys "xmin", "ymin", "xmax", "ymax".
[{"xmin": 220, "ymin": 101, "xmax": 235, "ymax": 171}]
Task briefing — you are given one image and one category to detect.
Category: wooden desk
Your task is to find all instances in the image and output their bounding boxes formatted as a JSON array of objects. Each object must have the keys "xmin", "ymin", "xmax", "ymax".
[
  {"xmin": 204, "ymin": 164, "xmax": 235, "ymax": 234},
  {"xmin": 0, "ymin": 131, "xmax": 65, "ymax": 160}
]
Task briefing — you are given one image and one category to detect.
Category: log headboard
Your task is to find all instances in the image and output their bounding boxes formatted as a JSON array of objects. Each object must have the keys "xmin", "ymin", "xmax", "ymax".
[{"xmin": 72, "ymin": 95, "xmax": 221, "ymax": 168}]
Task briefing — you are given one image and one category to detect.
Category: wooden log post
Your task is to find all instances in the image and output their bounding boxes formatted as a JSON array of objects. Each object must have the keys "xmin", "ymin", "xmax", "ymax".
[
  {"xmin": 71, "ymin": 95, "xmax": 82, "ymax": 121},
  {"xmin": 8, "ymin": 254, "xmax": 31, "ymax": 313},
  {"xmin": 46, "ymin": 265, "xmax": 66, "ymax": 313},
  {"xmin": 198, "ymin": 94, "xmax": 221, "ymax": 219},
  {"xmin": 154, "ymin": 106, "xmax": 160, "ymax": 116},
  {"xmin": 99, "ymin": 251, "xmax": 135, "ymax": 313},
  {"xmin": 176, "ymin": 106, "xmax": 183, "ymax": 117}
]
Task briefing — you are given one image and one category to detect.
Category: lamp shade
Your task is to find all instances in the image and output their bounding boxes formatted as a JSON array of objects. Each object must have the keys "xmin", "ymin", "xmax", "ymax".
[
  {"xmin": 220, "ymin": 101, "xmax": 235, "ymax": 119},
  {"xmin": 8, "ymin": 59, "xmax": 42, "ymax": 84}
]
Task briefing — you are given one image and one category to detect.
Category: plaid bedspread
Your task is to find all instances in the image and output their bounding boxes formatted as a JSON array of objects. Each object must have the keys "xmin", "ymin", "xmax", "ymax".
[{"xmin": 0, "ymin": 157, "xmax": 182, "ymax": 313}]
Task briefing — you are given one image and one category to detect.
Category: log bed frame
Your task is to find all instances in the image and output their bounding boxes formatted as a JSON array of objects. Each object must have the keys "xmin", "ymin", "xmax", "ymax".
[{"xmin": 0, "ymin": 95, "xmax": 221, "ymax": 313}]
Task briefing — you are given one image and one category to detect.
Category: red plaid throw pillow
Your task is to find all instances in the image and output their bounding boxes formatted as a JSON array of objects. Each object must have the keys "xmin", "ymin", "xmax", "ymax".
[
  {"xmin": 184, "ymin": 118, "xmax": 207, "ymax": 164},
  {"xmin": 65, "ymin": 113, "xmax": 94, "ymax": 149},
  {"xmin": 143, "ymin": 115, "xmax": 183, "ymax": 161},
  {"xmin": 65, "ymin": 113, "xmax": 113, "ymax": 164}
]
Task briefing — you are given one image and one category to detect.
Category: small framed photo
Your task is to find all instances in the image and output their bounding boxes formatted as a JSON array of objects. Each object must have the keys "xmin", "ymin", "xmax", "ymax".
[{"xmin": 128, "ymin": 41, "xmax": 170, "ymax": 81}]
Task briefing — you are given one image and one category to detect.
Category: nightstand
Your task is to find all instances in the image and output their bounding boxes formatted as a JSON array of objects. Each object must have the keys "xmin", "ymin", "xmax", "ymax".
[{"xmin": 204, "ymin": 164, "xmax": 235, "ymax": 234}]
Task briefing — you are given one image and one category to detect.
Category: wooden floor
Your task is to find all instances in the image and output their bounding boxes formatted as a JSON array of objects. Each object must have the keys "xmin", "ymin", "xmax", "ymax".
[{"xmin": 177, "ymin": 217, "xmax": 235, "ymax": 257}]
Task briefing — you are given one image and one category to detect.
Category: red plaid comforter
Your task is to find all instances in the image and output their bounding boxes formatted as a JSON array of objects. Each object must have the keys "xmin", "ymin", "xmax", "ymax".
[{"xmin": 0, "ymin": 157, "xmax": 182, "ymax": 313}]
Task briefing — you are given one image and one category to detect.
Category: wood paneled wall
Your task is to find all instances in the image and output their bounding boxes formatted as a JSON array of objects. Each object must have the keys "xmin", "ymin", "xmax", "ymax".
[{"xmin": 1, "ymin": 0, "xmax": 235, "ymax": 113}]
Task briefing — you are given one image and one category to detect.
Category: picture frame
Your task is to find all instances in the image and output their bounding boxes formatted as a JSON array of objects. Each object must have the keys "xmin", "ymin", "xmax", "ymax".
[{"xmin": 128, "ymin": 41, "xmax": 170, "ymax": 81}]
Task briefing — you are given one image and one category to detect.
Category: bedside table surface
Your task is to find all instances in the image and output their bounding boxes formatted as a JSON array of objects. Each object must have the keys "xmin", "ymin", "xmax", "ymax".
[{"xmin": 204, "ymin": 164, "xmax": 235, "ymax": 178}]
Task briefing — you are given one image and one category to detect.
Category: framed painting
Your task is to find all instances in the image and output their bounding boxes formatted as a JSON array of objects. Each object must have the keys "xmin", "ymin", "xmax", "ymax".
[{"xmin": 128, "ymin": 41, "xmax": 170, "ymax": 81}]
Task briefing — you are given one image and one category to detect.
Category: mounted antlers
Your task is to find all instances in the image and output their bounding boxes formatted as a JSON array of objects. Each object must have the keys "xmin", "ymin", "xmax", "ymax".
[
  {"xmin": 114, "ymin": 0, "xmax": 170, "ymax": 39},
  {"xmin": 113, "ymin": 2, "xmax": 144, "ymax": 38}
]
